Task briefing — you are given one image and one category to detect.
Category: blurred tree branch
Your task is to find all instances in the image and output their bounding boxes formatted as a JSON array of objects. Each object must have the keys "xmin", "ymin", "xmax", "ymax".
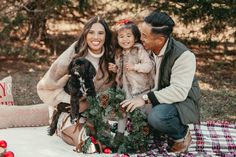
[{"xmin": 0, "ymin": 0, "xmax": 235, "ymax": 58}]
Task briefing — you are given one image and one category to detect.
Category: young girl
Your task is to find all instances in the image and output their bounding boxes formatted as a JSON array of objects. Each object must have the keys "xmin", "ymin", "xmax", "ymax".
[
  {"xmin": 109, "ymin": 19, "xmax": 154, "ymax": 138},
  {"xmin": 110, "ymin": 19, "xmax": 154, "ymax": 100}
]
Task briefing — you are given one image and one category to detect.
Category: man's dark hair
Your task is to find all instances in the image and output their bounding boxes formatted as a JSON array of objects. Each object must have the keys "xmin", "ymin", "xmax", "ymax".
[{"xmin": 144, "ymin": 10, "xmax": 175, "ymax": 37}]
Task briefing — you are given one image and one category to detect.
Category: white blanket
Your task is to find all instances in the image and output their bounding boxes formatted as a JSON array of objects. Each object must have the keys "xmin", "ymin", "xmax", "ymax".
[{"xmin": 0, "ymin": 126, "xmax": 115, "ymax": 157}]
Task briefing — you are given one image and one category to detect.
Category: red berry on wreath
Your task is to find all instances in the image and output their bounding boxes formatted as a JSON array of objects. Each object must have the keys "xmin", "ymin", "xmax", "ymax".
[
  {"xmin": 3, "ymin": 151, "xmax": 14, "ymax": 157},
  {"xmin": 0, "ymin": 140, "xmax": 7, "ymax": 148},
  {"xmin": 103, "ymin": 147, "xmax": 112, "ymax": 154}
]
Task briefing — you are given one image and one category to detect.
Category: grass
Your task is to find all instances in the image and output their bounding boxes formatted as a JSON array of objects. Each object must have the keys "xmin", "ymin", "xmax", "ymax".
[{"xmin": 200, "ymin": 89, "xmax": 236, "ymax": 122}]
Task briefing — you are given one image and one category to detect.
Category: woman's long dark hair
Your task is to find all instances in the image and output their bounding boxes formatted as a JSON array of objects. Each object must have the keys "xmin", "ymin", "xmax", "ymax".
[{"xmin": 74, "ymin": 16, "xmax": 114, "ymax": 83}]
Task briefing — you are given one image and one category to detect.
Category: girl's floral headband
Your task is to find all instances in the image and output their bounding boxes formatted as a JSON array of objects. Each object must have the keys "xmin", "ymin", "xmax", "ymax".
[
  {"xmin": 116, "ymin": 19, "xmax": 133, "ymax": 25},
  {"xmin": 115, "ymin": 19, "xmax": 133, "ymax": 31}
]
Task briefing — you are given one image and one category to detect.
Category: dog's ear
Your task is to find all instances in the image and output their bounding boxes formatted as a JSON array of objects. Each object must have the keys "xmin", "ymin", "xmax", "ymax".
[
  {"xmin": 87, "ymin": 60, "xmax": 96, "ymax": 79},
  {"xmin": 68, "ymin": 60, "xmax": 75, "ymax": 75}
]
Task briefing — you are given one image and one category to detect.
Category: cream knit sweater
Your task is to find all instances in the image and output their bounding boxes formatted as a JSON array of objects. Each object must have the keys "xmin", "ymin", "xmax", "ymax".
[{"xmin": 37, "ymin": 42, "xmax": 113, "ymax": 119}]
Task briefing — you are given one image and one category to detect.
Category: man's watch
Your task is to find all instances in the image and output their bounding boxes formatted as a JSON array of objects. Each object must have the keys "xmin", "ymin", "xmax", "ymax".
[{"xmin": 142, "ymin": 94, "xmax": 149, "ymax": 104}]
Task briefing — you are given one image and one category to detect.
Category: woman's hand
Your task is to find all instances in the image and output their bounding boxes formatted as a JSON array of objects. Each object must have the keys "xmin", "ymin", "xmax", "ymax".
[
  {"xmin": 108, "ymin": 63, "xmax": 118, "ymax": 73},
  {"xmin": 120, "ymin": 96, "xmax": 145, "ymax": 112}
]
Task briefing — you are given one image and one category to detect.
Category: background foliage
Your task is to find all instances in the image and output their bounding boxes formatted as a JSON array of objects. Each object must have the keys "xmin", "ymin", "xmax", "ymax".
[{"xmin": 0, "ymin": 0, "xmax": 235, "ymax": 59}]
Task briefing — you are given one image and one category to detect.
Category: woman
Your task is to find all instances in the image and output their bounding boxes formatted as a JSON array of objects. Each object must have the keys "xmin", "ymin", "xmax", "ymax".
[
  {"xmin": 38, "ymin": 16, "xmax": 115, "ymax": 148},
  {"xmin": 0, "ymin": 16, "xmax": 115, "ymax": 150}
]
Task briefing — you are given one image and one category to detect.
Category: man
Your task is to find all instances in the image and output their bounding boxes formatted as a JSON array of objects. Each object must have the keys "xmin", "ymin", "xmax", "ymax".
[{"xmin": 121, "ymin": 10, "xmax": 201, "ymax": 153}]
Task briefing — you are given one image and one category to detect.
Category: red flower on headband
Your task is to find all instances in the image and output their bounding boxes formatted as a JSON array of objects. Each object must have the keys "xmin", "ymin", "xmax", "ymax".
[{"xmin": 116, "ymin": 19, "xmax": 132, "ymax": 25}]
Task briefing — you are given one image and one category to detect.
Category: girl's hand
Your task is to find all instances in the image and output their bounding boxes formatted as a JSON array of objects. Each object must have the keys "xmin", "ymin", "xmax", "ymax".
[
  {"xmin": 108, "ymin": 63, "xmax": 118, "ymax": 73},
  {"xmin": 125, "ymin": 63, "xmax": 134, "ymax": 71}
]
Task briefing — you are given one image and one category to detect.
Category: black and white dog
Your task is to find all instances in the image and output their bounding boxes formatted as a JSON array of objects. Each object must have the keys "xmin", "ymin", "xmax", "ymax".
[
  {"xmin": 66, "ymin": 57, "xmax": 96, "ymax": 122},
  {"xmin": 48, "ymin": 57, "xmax": 96, "ymax": 136}
]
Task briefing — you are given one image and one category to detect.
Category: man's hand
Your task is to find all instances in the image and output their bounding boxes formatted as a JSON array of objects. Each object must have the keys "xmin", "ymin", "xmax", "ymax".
[{"xmin": 120, "ymin": 96, "xmax": 145, "ymax": 112}]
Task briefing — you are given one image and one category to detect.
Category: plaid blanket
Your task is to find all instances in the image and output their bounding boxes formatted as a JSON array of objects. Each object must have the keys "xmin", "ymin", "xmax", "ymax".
[{"xmin": 133, "ymin": 121, "xmax": 236, "ymax": 157}]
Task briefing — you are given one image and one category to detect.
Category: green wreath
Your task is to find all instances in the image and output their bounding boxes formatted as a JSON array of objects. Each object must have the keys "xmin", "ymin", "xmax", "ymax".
[{"xmin": 82, "ymin": 87, "xmax": 153, "ymax": 154}]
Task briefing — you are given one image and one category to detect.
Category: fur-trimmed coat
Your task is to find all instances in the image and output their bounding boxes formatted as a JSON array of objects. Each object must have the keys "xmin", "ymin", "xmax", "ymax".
[
  {"xmin": 115, "ymin": 43, "xmax": 154, "ymax": 99},
  {"xmin": 37, "ymin": 41, "xmax": 114, "ymax": 119}
]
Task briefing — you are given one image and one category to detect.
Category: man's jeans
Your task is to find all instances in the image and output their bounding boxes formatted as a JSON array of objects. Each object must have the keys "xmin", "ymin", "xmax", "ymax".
[{"xmin": 148, "ymin": 104, "xmax": 188, "ymax": 140}]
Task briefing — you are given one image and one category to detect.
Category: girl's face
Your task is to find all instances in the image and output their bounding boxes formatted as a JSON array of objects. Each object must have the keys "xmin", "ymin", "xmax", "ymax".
[
  {"xmin": 86, "ymin": 23, "xmax": 106, "ymax": 54},
  {"xmin": 117, "ymin": 28, "xmax": 135, "ymax": 51}
]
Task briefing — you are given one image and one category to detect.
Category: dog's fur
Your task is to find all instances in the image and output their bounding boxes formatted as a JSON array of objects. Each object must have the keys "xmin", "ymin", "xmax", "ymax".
[
  {"xmin": 66, "ymin": 57, "xmax": 96, "ymax": 122},
  {"xmin": 48, "ymin": 58, "xmax": 96, "ymax": 136}
]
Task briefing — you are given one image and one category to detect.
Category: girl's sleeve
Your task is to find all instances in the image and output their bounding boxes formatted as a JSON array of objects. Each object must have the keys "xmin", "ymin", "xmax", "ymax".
[
  {"xmin": 115, "ymin": 56, "xmax": 123, "ymax": 87},
  {"xmin": 133, "ymin": 46, "xmax": 153, "ymax": 73}
]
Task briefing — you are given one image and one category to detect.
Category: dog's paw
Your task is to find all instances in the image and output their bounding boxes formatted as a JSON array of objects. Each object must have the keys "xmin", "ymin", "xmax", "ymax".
[
  {"xmin": 71, "ymin": 119, "xmax": 76, "ymax": 124},
  {"xmin": 70, "ymin": 116, "xmax": 79, "ymax": 124},
  {"xmin": 47, "ymin": 126, "xmax": 55, "ymax": 136}
]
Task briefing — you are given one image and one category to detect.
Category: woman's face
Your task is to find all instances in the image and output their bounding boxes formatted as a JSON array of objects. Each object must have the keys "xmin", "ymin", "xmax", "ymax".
[
  {"xmin": 117, "ymin": 28, "xmax": 135, "ymax": 51},
  {"xmin": 86, "ymin": 23, "xmax": 106, "ymax": 54}
]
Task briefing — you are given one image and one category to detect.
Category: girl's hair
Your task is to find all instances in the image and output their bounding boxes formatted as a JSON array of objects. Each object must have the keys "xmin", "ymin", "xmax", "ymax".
[
  {"xmin": 114, "ymin": 20, "xmax": 141, "ymax": 57},
  {"xmin": 74, "ymin": 16, "xmax": 114, "ymax": 83}
]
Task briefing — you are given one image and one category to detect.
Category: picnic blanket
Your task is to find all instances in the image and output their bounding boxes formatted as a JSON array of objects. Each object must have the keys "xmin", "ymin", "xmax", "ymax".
[
  {"xmin": 138, "ymin": 121, "xmax": 236, "ymax": 157},
  {"xmin": 0, "ymin": 121, "xmax": 235, "ymax": 157}
]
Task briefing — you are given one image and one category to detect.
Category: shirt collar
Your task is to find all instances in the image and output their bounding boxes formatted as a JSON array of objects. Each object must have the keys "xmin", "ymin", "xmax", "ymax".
[{"xmin": 157, "ymin": 38, "xmax": 169, "ymax": 57}]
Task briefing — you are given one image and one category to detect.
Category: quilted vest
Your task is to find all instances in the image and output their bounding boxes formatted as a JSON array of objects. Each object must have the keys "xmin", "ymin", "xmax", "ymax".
[{"xmin": 158, "ymin": 37, "xmax": 201, "ymax": 125}]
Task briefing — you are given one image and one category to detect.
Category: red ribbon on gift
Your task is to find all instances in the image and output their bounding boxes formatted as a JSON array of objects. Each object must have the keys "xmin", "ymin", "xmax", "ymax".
[{"xmin": 90, "ymin": 136, "xmax": 97, "ymax": 144}]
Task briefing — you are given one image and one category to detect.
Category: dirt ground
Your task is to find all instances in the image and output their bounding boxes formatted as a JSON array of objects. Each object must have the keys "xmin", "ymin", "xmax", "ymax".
[
  {"xmin": 0, "ymin": 46, "xmax": 236, "ymax": 122},
  {"xmin": 0, "ymin": 58, "xmax": 48, "ymax": 105}
]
